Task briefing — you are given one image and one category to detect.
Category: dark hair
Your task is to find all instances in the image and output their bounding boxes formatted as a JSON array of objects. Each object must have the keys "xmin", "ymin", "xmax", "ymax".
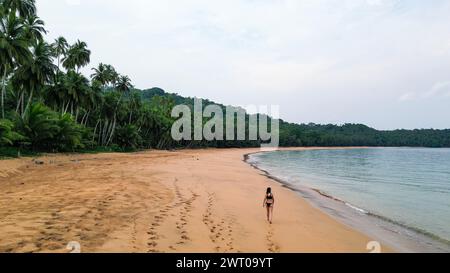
[{"xmin": 266, "ymin": 187, "xmax": 272, "ymax": 195}]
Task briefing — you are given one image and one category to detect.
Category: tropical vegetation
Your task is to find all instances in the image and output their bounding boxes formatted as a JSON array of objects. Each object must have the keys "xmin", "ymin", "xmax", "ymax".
[{"xmin": 1, "ymin": 0, "xmax": 449, "ymax": 158}]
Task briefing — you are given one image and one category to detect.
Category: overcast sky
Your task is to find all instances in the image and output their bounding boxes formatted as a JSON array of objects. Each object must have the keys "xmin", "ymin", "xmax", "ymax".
[{"xmin": 37, "ymin": 0, "xmax": 450, "ymax": 130}]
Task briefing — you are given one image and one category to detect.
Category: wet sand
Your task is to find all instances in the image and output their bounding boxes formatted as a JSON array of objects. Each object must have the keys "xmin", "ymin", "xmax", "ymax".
[{"xmin": 0, "ymin": 148, "xmax": 391, "ymax": 253}]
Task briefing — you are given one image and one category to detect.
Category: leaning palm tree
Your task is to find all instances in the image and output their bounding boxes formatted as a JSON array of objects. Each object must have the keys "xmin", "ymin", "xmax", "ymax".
[
  {"xmin": 63, "ymin": 70, "xmax": 90, "ymax": 120},
  {"xmin": 13, "ymin": 40, "xmax": 56, "ymax": 117},
  {"xmin": 110, "ymin": 68, "xmax": 119, "ymax": 87},
  {"xmin": 51, "ymin": 36, "xmax": 68, "ymax": 85},
  {"xmin": 116, "ymin": 75, "xmax": 133, "ymax": 95},
  {"xmin": 114, "ymin": 74, "xmax": 132, "ymax": 110},
  {"xmin": 91, "ymin": 63, "xmax": 119, "ymax": 89},
  {"xmin": 23, "ymin": 14, "xmax": 46, "ymax": 43},
  {"xmin": 52, "ymin": 36, "xmax": 68, "ymax": 71},
  {"xmin": 62, "ymin": 40, "xmax": 91, "ymax": 73},
  {"xmin": 79, "ymin": 81, "xmax": 102, "ymax": 127},
  {"xmin": 0, "ymin": 12, "xmax": 31, "ymax": 118},
  {"xmin": 90, "ymin": 63, "xmax": 109, "ymax": 88},
  {"xmin": 97, "ymin": 74, "xmax": 133, "ymax": 146},
  {"xmin": 1, "ymin": 0, "xmax": 36, "ymax": 18},
  {"xmin": 105, "ymin": 64, "xmax": 118, "ymax": 87},
  {"xmin": 127, "ymin": 90, "xmax": 142, "ymax": 125},
  {"xmin": 42, "ymin": 79, "xmax": 65, "ymax": 113}
]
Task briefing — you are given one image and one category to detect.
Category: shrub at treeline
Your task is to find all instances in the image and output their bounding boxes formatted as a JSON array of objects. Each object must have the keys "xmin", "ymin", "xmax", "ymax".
[{"xmin": 1, "ymin": 1, "xmax": 449, "ymax": 157}]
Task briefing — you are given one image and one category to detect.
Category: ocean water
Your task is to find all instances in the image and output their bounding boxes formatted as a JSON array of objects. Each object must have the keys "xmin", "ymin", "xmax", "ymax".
[{"xmin": 248, "ymin": 148, "xmax": 450, "ymax": 251}]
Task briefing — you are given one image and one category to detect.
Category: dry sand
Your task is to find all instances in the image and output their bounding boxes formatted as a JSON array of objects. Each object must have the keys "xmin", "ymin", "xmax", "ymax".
[{"xmin": 0, "ymin": 148, "xmax": 391, "ymax": 253}]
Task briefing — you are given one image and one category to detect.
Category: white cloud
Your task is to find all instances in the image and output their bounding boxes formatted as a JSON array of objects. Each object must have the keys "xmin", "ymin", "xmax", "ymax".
[
  {"xmin": 36, "ymin": 0, "xmax": 450, "ymax": 129},
  {"xmin": 423, "ymin": 81, "xmax": 450, "ymax": 98},
  {"xmin": 398, "ymin": 81, "xmax": 450, "ymax": 102},
  {"xmin": 399, "ymin": 92, "xmax": 416, "ymax": 102}
]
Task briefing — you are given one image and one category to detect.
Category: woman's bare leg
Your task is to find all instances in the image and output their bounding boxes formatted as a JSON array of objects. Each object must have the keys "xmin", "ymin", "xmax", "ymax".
[
  {"xmin": 269, "ymin": 207, "xmax": 273, "ymax": 224},
  {"xmin": 266, "ymin": 207, "xmax": 270, "ymax": 222}
]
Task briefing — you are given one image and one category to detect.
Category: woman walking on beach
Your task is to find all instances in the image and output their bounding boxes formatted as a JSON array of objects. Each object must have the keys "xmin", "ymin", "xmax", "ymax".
[{"xmin": 263, "ymin": 187, "xmax": 275, "ymax": 224}]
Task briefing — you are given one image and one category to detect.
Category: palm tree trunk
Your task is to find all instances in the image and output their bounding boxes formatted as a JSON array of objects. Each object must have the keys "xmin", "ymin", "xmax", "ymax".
[
  {"xmin": 105, "ymin": 118, "xmax": 114, "ymax": 146},
  {"xmin": 1, "ymin": 69, "xmax": 7, "ymax": 119},
  {"xmin": 80, "ymin": 112, "xmax": 86, "ymax": 125},
  {"xmin": 56, "ymin": 57, "xmax": 61, "ymax": 84},
  {"xmin": 97, "ymin": 120, "xmax": 102, "ymax": 145},
  {"xmin": 16, "ymin": 91, "xmax": 21, "ymax": 113},
  {"xmin": 63, "ymin": 101, "xmax": 70, "ymax": 114},
  {"xmin": 101, "ymin": 119, "xmax": 109, "ymax": 146},
  {"xmin": 84, "ymin": 111, "xmax": 91, "ymax": 126},
  {"xmin": 23, "ymin": 88, "xmax": 34, "ymax": 118},
  {"xmin": 93, "ymin": 120, "xmax": 100, "ymax": 144},
  {"xmin": 106, "ymin": 116, "xmax": 117, "ymax": 146},
  {"xmin": 115, "ymin": 93, "xmax": 124, "ymax": 111},
  {"xmin": 75, "ymin": 107, "xmax": 79, "ymax": 122},
  {"xmin": 16, "ymin": 91, "xmax": 24, "ymax": 114},
  {"xmin": 21, "ymin": 93, "xmax": 24, "ymax": 115}
]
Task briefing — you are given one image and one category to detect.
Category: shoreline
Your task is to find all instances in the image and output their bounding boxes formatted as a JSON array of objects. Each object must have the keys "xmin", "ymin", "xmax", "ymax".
[
  {"xmin": 1, "ymin": 148, "xmax": 392, "ymax": 253},
  {"xmin": 245, "ymin": 148, "xmax": 450, "ymax": 253}
]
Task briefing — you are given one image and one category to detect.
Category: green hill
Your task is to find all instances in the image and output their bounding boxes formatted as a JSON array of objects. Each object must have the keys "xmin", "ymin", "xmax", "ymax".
[
  {"xmin": 136, "ymin": 87, "xmax": 450, "ymax": 148},
  {"xmin": 1, "ymin": 1, "xmax": 449, "ymax": 157}
]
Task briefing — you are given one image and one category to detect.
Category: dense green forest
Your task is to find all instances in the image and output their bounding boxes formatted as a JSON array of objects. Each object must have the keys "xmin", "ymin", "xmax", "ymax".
[
  {"xmin": 140, "ymin": 88, "xmax": 450, "ymax": 148},
  {"xmin": 1, "ymin": 1, "xmax": 449, "ymax": 158}
]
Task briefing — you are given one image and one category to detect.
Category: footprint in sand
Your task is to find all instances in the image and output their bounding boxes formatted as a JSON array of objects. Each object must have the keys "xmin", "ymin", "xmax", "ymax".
[
  {"xmin": 146, "ymin": 180, "xmax": 199, "ymax": 252},
  {"xmin": 266, "ymin": 228, "xmax": 280, "ymax": 253},
  {"xmin": 202, "ymin": 193, "xmax": 235, "ymax": 252}
]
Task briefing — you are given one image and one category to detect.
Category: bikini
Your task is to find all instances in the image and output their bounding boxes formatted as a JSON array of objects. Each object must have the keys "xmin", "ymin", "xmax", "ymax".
[{"xmin": 266, "ymin": 193, "xmax": 274, "ymax": 207}]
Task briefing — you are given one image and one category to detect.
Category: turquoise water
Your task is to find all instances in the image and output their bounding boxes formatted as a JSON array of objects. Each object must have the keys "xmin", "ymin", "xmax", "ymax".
[{"xmin": 249, "ymin": 148, "xmax": 450, "ymax": 244}]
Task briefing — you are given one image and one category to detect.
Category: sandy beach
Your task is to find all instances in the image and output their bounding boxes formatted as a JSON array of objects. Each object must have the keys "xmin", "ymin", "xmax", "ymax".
[{"xmin": 0, "ymin": 148, "xmax": 391, "ymax": 253}]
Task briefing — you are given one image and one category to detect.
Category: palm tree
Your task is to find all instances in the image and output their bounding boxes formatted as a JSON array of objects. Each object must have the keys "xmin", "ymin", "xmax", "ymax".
[
  {"xmin": 23, "ymin": 14, "xmax": 46, "ymax": 42},
  {"xmin": 13, "ymin": 40, "xmax": 56, "ymax": 117},
  {"xmin": 127, "ymin": 90, "xmax": 142, "ymax": 124},
  {"xmin": 97, "ymin": 92, "xmax": 120, "ymax": 146},
  {"xmin": 116, "ymin": 75, "xmax": 133, "ymax": 94},
  {"xmin": 62, "ymin": 40, "xmax": 91, "ymax": 73},
  {"xmin": 63, "ymin": 70, "xmax": 90, "ymax": 120},
  {"xmin": 51, "ymin": 36, "xmax": 68, "ymax": 85},
  {"xmin": 0, "ymin": 12, "xmax": 31, "ymax": 118},
  {"xmin": 14, "ymin": 102, "xmax": 59, "ymax": 150},
  {"xmin": 0, "ymin": 118, "xmax": 23, "ymax": 146},
  {"xmin": 55, "ymin": 113, "xmax": 83, "ymax": 151},
  {"xmin": 90, "ymin": 63, "xmax": 109, "ymax": 88},
  {"xmin": 79, "ymin": 81, "xmax": 102, "ymax": 126},
  {"xmin": 43, "ymin": 80, "xmax": 65, "ymax": 112},
  {"xmin": 106, "ymin": 64, "xmax": 119, "ymax": 87},
  {"xmin": 14, "ymin": 102, "xmax": 83, "ymax": 151},
  {"xmin": 91, "ymin": 63, "xmax": 121, "ymax": 90},
  {"xmin": 114, "ymin": 74, "xmax": 132, "ymax": 113},
  {"xmin": 52, "ymin": 36, "xmax": 68, "ymax": 71},
  {"xmin": 2, "ymin": 0, "xmax": 36, "ymax": 18}
]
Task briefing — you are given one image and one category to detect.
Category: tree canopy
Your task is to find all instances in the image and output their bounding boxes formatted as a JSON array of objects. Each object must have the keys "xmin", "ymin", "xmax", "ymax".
[{"xmin": 1, "ymin": 1, "xmax": 449, "ymax": 157}]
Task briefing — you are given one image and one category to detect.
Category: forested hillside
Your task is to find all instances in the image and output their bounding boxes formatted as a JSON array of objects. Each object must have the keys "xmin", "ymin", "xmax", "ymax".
[{"xmin": 1, "ymin": 1, "xmax": 449, "ymax": 158}]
